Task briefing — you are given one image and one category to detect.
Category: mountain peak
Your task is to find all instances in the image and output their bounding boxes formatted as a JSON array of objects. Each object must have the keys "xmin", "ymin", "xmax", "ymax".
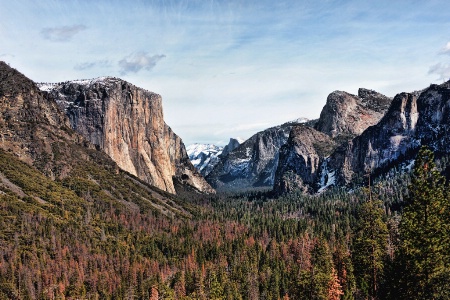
[
  {"xmin": 315, "ymin": 88, "xmax": 392, "ymax": 139},
  {"xmin": 358, "ymin": 88, "xmax": 392, "ymax": 112},
  {"xmin": 221, "ymin": 137, "xmax": 243, "ymax": 157}
]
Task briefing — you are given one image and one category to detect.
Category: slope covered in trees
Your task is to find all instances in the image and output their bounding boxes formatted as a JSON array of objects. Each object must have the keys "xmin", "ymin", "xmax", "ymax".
[
  {"xmin": 2, "ymin": 144, "xmax": 450, "ymax": 299},
  {"xmin": 1, "ymin": 61, "xmax": 450, "ymax": 300}
]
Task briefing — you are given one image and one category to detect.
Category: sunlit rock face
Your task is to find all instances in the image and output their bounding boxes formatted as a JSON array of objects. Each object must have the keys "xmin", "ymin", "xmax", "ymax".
[
  {"xmin": 41, "ymin": 77, "xmax": 214, "ymax": 194},
  {"xmin": 315, "ymin": 88, "xmax": 392, "ymax": 139}
]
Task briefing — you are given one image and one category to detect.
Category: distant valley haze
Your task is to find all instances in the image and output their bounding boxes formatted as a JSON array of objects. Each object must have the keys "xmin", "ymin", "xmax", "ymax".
[{"xmin": 1, "ymin": 0, "xmax": 450, "ymax": 145}]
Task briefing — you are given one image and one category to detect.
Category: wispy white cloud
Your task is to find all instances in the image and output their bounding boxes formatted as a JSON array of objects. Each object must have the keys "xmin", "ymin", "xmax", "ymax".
[
  {"xmin": 118, "ymin": 52, "xmax": 166, "ymax": 75},
  {"xmin": 74, "ymin": 60, "xmax": 111, "ymax": 71},
  {"xmin": 41, "ymin": 25, "xmax": 87, "ymax": 42},
  {"xmin": 428, "ymin": 63, "xmax": 450, "ymax": 81},
  {"xmin": 439, "ymin": 42, "xmax": 450, "ymax": 55}
]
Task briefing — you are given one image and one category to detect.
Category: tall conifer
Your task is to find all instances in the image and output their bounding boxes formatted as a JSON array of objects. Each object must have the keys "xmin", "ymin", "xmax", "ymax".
[
  {"xmin": 353, "ymin": 186, "xmax": 388, "ymax": 299},
  {"xmin": 399, "ymin": 146, "xmax": 450, "ymax": 299}
]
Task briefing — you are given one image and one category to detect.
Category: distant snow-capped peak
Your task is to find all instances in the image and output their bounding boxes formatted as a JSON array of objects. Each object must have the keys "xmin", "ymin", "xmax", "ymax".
[
  {"xmin": 289, "ymin": 117, "xmax": 309, "ymax": 124},
  {"xmin": 186, "ymin": 144, "xmax": 223, "ymax": 159},
  {"xmin": 186, "ymin": 144, "xmax": 223, "ymax": 177}
]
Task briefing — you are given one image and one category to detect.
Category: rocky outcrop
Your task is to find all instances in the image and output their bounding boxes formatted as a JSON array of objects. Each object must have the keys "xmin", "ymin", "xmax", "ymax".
[
  {"xmin": 206, "ymin": 123, "xmax": 294, "ymax": 191},
  {"xmin": 273, "ymin": 125, "xmax": 335, "ymax": 194},
  {"xmin": 40, "ymin": 77, "xmax": 214, "ymax": 194},
  {"xmin": 324, "ymin": 82, "xmax": 450, "ymax": 187},
  {"xmin": 315, "ymin": 88, "xmax": 391, "ymax": 140}
]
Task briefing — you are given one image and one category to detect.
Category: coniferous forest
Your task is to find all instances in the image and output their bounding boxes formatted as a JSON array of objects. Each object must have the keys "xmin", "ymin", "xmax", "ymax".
[{"xmin": 1, "ymin": 146, "xmax": 450, "ymax": 299}]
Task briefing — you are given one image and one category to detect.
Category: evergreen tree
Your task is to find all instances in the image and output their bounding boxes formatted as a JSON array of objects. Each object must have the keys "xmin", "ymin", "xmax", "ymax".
[
  {"xmin": 296, "ymin": 238, "xmax": 333, "ymax": 300},
  {"xmin": 352, "ymin": 188, "xmax": 388, "ymax": 299},
  {"xmin": 398, "ymin": 146, "xmax": 450, "ymax": 299}
]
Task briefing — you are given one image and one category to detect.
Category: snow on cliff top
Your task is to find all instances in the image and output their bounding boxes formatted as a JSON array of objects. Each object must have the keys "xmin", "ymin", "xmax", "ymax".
[{"xmin": 37, "ymin": 77, "xmax": 118, "ymax": 92}]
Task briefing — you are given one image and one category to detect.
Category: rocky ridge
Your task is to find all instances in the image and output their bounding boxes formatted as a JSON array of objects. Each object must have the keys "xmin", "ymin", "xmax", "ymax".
[
  {"xmin": 39, "ymin": 77, "xmax": 214, "ymax": 194},
  {"xmin": 0, "ymin": 61, "xmax": 80, "ymax": 178},
  {"xmin": 273, "ymin": 82, "xmax": 450, "ymax": 194},
  {"xmin": 205, "ymin": 87, "xmax": 392, "ymax": 194},
  {"xmin": 324, "ymin": 82, "xmax": 450, "ymax": 187},
  {"xmin": 273, "ymin": 88, "xmax": 392, "ymax": 194}
]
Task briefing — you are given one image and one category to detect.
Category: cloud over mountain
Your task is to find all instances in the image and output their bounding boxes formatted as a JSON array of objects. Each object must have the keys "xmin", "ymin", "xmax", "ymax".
[
  {"xmin": 118, "ymin": 52, "xmax": 166, "ymax": 75},
  {"xmin": 74, "ymin": 60, "xmax": 111, "ymax": 71},
  {"xmin": 429, "ymin": 63, "xmax": 450, "ymax": 81}
]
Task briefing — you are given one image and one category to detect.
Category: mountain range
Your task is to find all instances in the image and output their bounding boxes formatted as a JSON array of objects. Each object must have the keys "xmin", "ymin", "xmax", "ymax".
[
  {"xmin": 3, "ymin": 60, "xmax": 450, "ymax": 198},
  {"xmin": 186, "ymin": 137, "xmax": 243, "ymax": 177},
  {"xmin": 198, "ymin": 88, "xmax": 398, "ymax": 193}
]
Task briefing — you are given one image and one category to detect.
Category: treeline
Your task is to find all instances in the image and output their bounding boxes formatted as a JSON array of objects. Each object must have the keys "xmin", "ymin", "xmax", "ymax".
[{"xmin": 0, "ymin": 147, "xmax": 450, "ymax": 299}]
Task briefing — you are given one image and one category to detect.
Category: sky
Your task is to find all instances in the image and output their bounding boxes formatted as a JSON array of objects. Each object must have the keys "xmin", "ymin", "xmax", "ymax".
[{"xmin": 1, "ymin": 0, "xmax": 450, "ymax": 146}]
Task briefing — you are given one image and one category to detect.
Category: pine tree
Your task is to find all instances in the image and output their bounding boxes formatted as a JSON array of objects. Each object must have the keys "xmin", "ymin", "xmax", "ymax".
[
  {"xmin": 398, "ymin": 146, "xmax": 450, "ymax": 299},
  {"xmin": 296, "ymin": 238, "xmax": 333, "ymax": 300},
  {"xmin": 352, "ymin": 187, "xmax": 388, "ymax": 299},
  {"xmin": 150, "ymin": 285, "xmax": 159, "ymax": 300},
  {"xmin": 328, "ymin": 267, "xmax": 343, "ymax": 300}
]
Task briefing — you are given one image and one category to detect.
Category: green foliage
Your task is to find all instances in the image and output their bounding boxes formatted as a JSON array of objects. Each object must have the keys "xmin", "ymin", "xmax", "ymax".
[
  {"xmin": 397, "ymin": 146, "xmax": 450, "ymax": 299},
  {"xmin": 2, "ymin": 144, "xmax": 450, "ymax": 299},
  {"xmin": 352, "ymin": 191, "xmax": 388, "ymax": 299}
]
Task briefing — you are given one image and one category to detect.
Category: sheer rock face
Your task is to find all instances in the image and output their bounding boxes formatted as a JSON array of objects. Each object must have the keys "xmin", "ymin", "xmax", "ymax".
[
  {"xmin": 42, "ymin": 77, "xmax": 214, "ymax": 194},
  {"xmin": 315, "ymin": 88, "xmax": 392, "ymax": 139},
  {"xmin": 206, "ymin": 124, "xmax": 294, "ymax": 191},
  {"xmin": 273, "ymin": 125, "xmax": 335, "ymax": 194},
  {"xmin": 326, "ymin": 82, "xmax": 450, "ymax": 187}
]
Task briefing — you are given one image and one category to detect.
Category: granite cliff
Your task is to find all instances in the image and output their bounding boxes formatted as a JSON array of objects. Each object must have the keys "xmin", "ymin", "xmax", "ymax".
[
  {"xmin": 274, "ymin": 81, "xmax": 450, "ymax": 194},
  {"xmin": 315, "ymin": 88, "xmax": 392, "ymax": 141},
  {"xmin": 273, "ymin": 125, "xmax": 335, "ymax": 194},
  {"xmin": 40, "ymin": 77, "xmax": 214, "ymax": 194}
]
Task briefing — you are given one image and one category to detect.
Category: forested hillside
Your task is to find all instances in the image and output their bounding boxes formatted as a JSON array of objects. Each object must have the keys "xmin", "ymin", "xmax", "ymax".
[{"xmin": 1, "ymin": 146, "xmax": 450, "ymax": 299}]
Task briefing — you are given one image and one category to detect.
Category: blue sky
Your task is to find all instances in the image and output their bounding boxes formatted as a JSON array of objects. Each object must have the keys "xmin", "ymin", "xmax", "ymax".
[{"xmin": 1, "ymin": 0, "xmax": 450, "ymax": 145}]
